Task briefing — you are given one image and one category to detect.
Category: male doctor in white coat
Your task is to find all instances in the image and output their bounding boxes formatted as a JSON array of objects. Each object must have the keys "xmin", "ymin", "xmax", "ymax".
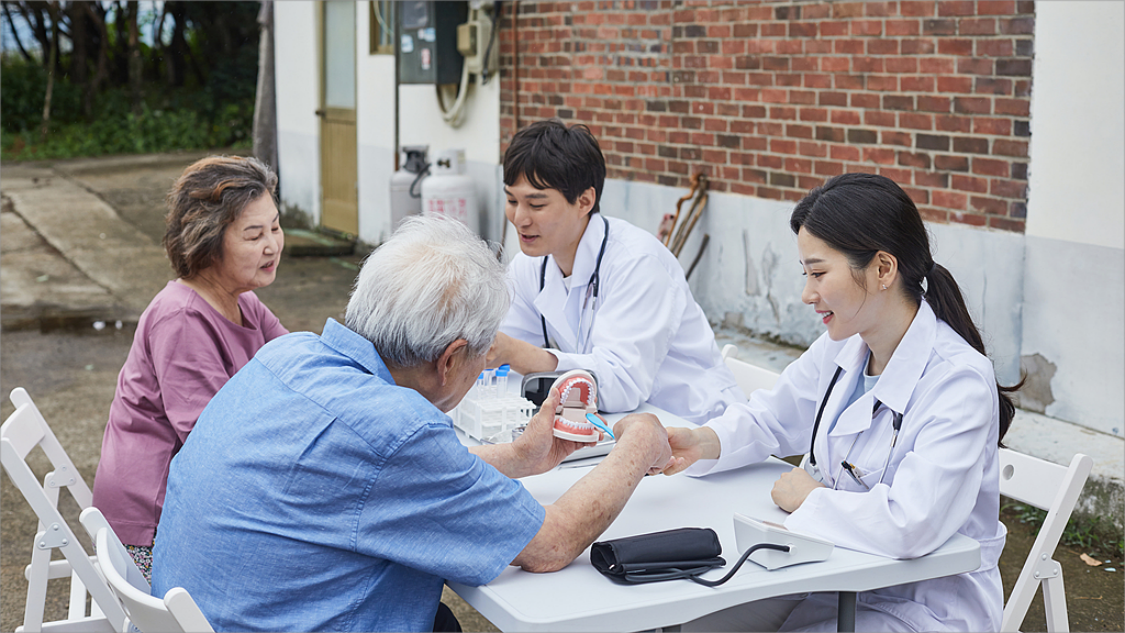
[{"xmin": 488, "ymin": 119, "xmax": 743, "ymax": 425}]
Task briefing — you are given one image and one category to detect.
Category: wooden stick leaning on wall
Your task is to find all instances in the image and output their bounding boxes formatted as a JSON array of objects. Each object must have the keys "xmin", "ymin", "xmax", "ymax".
[
  {"xmin": 671, "ymin": 176, "xmax": 709, "ymax": 257},
  {"xmin": 663, "ymin": 172, "xmax": 703, "ymax": 247}
]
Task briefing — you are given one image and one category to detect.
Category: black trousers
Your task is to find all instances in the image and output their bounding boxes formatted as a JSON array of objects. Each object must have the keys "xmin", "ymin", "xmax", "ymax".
[{"xmin": 433, "ymin": 602, "xmax": 462, "ymax": 632}]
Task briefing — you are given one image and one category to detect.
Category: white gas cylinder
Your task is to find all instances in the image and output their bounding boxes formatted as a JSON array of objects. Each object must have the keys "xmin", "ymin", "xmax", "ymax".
[
  {"xmin": 389, "ymin": 145, "xmax": 428, "ymax": 228},
  {"xmin": 421, "ymin": 148, "xmax": 479, "ymax": 235}
]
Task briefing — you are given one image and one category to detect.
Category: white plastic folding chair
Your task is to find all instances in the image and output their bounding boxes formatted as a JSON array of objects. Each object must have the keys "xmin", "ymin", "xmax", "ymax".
[
  {"xmin": 1, "ymin": 387, "xmax": 126, "ymax": 632},
  {"xmin": 999, "ymin": 448, "xmax": 1094, "ymax": 632},
  {"xmin": 721, "ymin": 344, "xmax": 781, "ymax": 394},
  {"xmin": 80, "ymin": 507, "xmax": 214, "ymax": 633}
]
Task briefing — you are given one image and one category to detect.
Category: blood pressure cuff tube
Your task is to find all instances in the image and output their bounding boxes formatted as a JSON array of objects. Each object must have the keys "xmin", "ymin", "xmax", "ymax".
[{"xmin": 590, "ymin": 527, "xmax": 725, "ymax": 584}]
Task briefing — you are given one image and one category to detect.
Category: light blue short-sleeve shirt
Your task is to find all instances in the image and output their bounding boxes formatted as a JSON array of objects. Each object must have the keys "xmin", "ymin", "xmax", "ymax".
[{"xmin": 152, "ymin": 319, "xmax": 545, "ymax": 632}]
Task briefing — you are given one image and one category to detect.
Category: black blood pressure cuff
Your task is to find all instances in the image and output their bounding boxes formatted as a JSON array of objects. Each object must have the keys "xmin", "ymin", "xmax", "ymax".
[{"xmin": 590, "ymin": 528, "xmax": 725, "ymax": 584}]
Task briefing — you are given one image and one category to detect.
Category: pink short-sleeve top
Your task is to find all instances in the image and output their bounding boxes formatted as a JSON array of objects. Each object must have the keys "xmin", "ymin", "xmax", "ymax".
[{"xmin": 92, "ymin": 281, "xmax": 288, "ymax": 545}]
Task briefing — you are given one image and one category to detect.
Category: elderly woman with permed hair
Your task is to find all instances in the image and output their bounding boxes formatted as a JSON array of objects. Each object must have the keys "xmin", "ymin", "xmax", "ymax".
[{"xmin": 92, "ymin": 155, "xmax": 288, "ymax": 581}]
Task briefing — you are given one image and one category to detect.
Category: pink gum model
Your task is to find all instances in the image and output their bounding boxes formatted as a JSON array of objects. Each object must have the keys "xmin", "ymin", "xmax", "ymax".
[{"xmin": 550, "ymin": 369, "xmax": 600, "ymax": 442}]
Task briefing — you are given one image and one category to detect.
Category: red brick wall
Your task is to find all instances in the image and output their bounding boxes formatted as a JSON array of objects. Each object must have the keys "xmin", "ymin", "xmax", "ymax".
[{"xmin": 498, "ymin": 0, "xmax": 1033, "ymax": 232}]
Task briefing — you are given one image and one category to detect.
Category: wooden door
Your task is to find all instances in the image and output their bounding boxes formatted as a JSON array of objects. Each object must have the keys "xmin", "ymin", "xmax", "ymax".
[{"xmin": 319, "ymin": 1, "xmax": 358, "ymax": 236}]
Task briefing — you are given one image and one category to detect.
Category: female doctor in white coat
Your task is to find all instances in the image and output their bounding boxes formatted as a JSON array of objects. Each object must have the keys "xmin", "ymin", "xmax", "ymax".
[
  {"xmin": 488, "ymin": 119, "xmax": 743, "ymax": 425},
  {"xmin": 666, "ymin": 173, "xmax": 1020, "ymax": 632}
]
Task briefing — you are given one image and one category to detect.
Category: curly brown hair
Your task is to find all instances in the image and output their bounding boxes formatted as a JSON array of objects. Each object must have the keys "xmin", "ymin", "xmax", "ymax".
[{"xmin": 163, "ymin": 156, "xmax": 278, "ymax": 279}]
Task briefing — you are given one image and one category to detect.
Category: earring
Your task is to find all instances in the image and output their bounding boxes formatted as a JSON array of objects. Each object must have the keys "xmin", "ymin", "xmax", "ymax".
[{"xmin": 882, "ymin": 284, "xmax": 887, "ymax": 290}]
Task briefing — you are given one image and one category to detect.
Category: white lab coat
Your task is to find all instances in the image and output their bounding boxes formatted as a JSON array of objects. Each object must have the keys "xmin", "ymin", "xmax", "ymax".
[
  {"xmin": 691, "ymin": 300, "xmax": 1007, "ymax": 632},
  {"xmin": 501, "ymin": 214, "xmax": 742, "ymax": 425}
]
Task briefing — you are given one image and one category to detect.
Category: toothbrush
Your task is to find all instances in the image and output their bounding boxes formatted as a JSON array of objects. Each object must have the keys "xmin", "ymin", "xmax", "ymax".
[{"xmin": 585, "ymin": 413, "xmax": 616, "ymax": 440}]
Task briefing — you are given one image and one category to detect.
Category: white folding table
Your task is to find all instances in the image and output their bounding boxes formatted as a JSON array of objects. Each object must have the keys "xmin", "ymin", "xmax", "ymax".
[{"xmin": 449, "ymin": 443, "xmax": 981, "ymax": 632}]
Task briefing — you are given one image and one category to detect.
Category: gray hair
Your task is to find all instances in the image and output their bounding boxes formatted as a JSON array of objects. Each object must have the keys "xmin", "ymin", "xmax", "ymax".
[{"xmin": 345, "ymin": 216, "xmax": 509, "ymax": 367}]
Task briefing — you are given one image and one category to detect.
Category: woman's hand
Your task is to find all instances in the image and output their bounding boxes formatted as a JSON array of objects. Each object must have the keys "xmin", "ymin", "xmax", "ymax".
[
  {"xmin": 661, "ymin": 426, "xmax": 721, "ymax": 476},
  {"xmin": 487, "ymin": 332, "xmax": 558, "ymax": 375},
  {"xmin": 771, "ymin": 467, "xmax": 826, "ymax": 513}
]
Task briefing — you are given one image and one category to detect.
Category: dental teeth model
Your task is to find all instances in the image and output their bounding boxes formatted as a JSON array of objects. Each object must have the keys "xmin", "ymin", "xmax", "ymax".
[{"xmin": 550, "ymin": 370, "xmax": 600, "ymax": 442}]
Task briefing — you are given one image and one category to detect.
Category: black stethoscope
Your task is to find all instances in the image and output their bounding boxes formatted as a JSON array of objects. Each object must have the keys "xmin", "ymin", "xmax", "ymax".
[
  {"xmin": 539, "ymin": 214, "xmax": 610, "ymax": 352},
  {"xmin": 806, "ymin": 365, "xmax": 905, "ymax": 489}
]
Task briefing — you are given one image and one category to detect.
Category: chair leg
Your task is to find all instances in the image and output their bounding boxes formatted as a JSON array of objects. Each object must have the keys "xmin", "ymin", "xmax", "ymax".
[
  {"xmin": 24, "ymin": 533, "xmax": 52, "ymax": 632},
  {"xmin": 67, "ymin": 571, "xmax": 87, "ymax": 619},
  {"xmin": 1041, "ymin": 574, "xmax": 1070, "ymax": 633}
]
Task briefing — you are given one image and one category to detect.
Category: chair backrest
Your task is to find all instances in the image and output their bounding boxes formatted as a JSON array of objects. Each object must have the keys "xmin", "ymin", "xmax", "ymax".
[
  {"xmin": 2, "ymin": 387, "xmax": 126, "ymax": 632},
  {"xmin": 998, "ymin": 448, "xmax": 1093, "ymax": 632},
  {"xmin": 80, "ymin": 507, "xmax": 214, "ymax": 633},
  {"xmin": 721, "ymin": 344, "xmax": 781, "ymax": 395}
]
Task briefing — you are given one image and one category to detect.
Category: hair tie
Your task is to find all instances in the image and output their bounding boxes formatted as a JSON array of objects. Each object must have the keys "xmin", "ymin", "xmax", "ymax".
[{"xmin": 927, "ymin": 262, "xmax": 937, "ymax": 276}]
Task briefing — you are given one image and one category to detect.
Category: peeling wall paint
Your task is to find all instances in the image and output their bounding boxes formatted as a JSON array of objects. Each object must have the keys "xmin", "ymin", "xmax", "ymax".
[{"xmin": 1017, "ymin": 353, "xmax": 1057, "ymax": 414}]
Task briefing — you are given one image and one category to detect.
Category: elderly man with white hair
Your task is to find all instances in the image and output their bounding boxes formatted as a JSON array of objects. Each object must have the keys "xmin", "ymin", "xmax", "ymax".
[{"xmin": 151, "ymin": 216, "xmax": 673, "ymax": 633}]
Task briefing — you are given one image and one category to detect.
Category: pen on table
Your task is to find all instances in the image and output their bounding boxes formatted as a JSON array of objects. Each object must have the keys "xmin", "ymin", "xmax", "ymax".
[{"xmin": 585, "ymin": 413, "xmax": 615, "ymax": 440}]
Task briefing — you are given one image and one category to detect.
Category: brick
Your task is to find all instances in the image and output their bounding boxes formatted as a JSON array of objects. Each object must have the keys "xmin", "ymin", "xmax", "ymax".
[
  {"xmin": 954, "ymin": 97, "xmax": 991, "ymax": 114},
  {"xmin": 771, "ymin": 138, "xmax": 798, "ymax": 154},
  {"xmin": 901, "ymin": 38, "xmax": 937, "ymax": 55},
  {"xmin": 832, "ymin": 2, "xmax": 867, "ymax": 18},
  {"xmin": 933, "ymin": 189, "xmax": 967, "ymax": 208},
  {"xmin": 831, "ymin": 145, "xmax": 862, "ymax": 161},
  {"xmin": 886, "ymin": 18, "xmax": 921, "ymax": 36},
  {"xmin": 995, "ymin": 98, "xmax": 1030, "ymax": 117},
  {"xmin": 704, "ymin": 118, "xmax": 727, "ymax": 132},
  {"xmin": 854, "ymin": 56, "xmax": 886, "ymax": 73},
  {"xmin": 901, "ymin": 1, "xmax": 937, "ymax": 17},
  {"xmin": 917, "ymin": 95, "xmax": 952, "ymax": 112},
  {"xmin": 902, "ymin": 76, "xmax": 936, "ymax": 92},
  {"xmin": 938, "ymin": 0, "xmax": 976, "ymax": 16},
  {"xmin": 771, "ymin": 106, "xmax": 798, "ymax": 120},
  {"xmin": 988, "ymin": 216, "xmax": 1025, "ymax": 232},
  {"xmin": 922, "ymin": 18, "xmax": 957, "ymax": 35},
  {"xmin": 918, "ymin": 134, "xmax": 951, "ymax": 151},
  {"xmin": 973, "ymin": 117, "xmax": 1011, "ymax": 136},
  {"xmin": 921, "ymin": 57, "xmax": 956, "ymax": 74},
  {"xmin": 805, "ymin": 73, "xmax": 833, "ymax": 90},
  {"xmin": 733, "ymin": 23, "xmax": 758, "ymax": 38},
  {"xmin": 920, "ymin": 206, "xmax": 951, "ymax": 223},
  {"xmin": 900, "ymin": 113, "xmax": 934, "ymax": 130},
  {"xmin": 953, "ymin": 136, "xmax": 989, "ymax": 154},
  {"xmin": 816, "ymin": 126, "xmax": 846, "ymax": 142},
  {"xmin": 952, "ymin": 174, "xmax": 989, "ymax": 192},
  {"xmin": 759, "ymin": 154, "xmax": 784, "ymax": 169},
  {"xmin": 820, "ymin": 20, "xmax": 850, "ymax": 37},
  {"xmin": 990, "ymin": 178, "xmax": 1027, "ymax": 198},
  {"xmin": 835, "ymin": 39, "xmax": 865, "ymax": 55},
  {"xmin": 786, "ymin": 157, "xmax": 814, "ymax": 174},
  {"xmin": 832, "ymin": 111, "xmax": 862, "ymax": 127},
  {"xmin": 937, "ymin": 76, "xmax": 972, "ymax": 93},
  {"xmin": 935, "ymin": 114, "xmax": 973, "ymax": 133},
  {"xmin": 742, "ymin": 168, "xmax": 769, "ymax": 184},
  {"xmin": 993, "ymin": 139, "xmax": 1028, "ymax": 158},
  {"xmin": 975, "ymin": 39, "xmax": 1013, "ymax": 57},
  {"xmin": 882, "ymin": 130, "xmax": 914, "ymax": 146},
  {"xmin": 970, "ymin": 195, "xmax": 1008, "ymax": 215},
  {"xmin": 864, "ymin": 147, "xmax": 896, "ymax": 164},
  {"xmin": 959, "ymin": 58, "xmax": 995, "ymax": 76},
  {"xmin": 1010, "ymin": 201, "xmax": 1028, "ymax": 218},
  {"xmin": 819, "ymin": 91, "xmax": 848, "ymax": 107},
  {"xmin": 935, "ymin": 154, "xmax": 970, "ymax": 171},
  {"xmin": 961, "ymin": 17, "xmax": 998, "ymax": 35},
  {"xmin": 851, "ymin": 93, "xmax": 881, "ymax": 109},
  {"xmin": 938, "ymin": 38, "xmax": 974, "ymax": 56},
  {"xmin": 972, "ymin": 157, "xmax": 1010, "ymax": 177},
  {"xmin": 787, "ymin": 124, "xmax": 814, "ymax": 139},
  {"xmin": 799, "ymin": 140, "xmax": 830, "ymax": 157},
  {"xmin": 822, "ymin": 56, "xmax": 851, "ymax": 72},
  {"xmin": 790, "ymin": 22, "xmax": 818, "ymax": 38},
  {"xmin": 848, "ymin": 129, "xmax": 878, "ymax": 144},
  {"xmin": 868, "ymin": 76, "xmax": 899, "ymax": 91},
  {"xmin": 865, "ymin": 111, "xmax": 899, "ymax": 131},
  {"xmin": 899, "ymin": 151, "xmax": 932, "ymax": 168},
  {"xmin": 815, "ymin": 160, "xmax": 846, "ymax": 176},
  {"xmin": 978, "ymin": 0, "xmax": 1017, "ymax": 14},
  {"xmin": 883, "ymin": 95, "xmax": 915, "ymax": 111},
  {"xmin": 997, "ymin": 59, "xmax": 1032, "ymax": 77},
  {"xmin": 1016, "ymin": 38, "xmax": 1034, "ymax": 56},
  {"xmin": 951, "ymin": 211, "xmax": 987, "ymax": 226},
  {"xmin": 852, "ymin": 20, "xmax": 884, "ymax": 36},
  {"xmin": 837, "ymin": 74, "xmax": 867, "ymax": 90},
  {"xmin": 903, "ymin": 186, "xmax": 931, "ymax": 204},
  {"xmin": 974, "ymin": 77, "xmax": 1012, "ymax": 95},
  {"xmin": 1014, "ymin": 120, "xmax": 1030, "ymax": 137},
  {"xmin": 1000, "ymin": 17, "xmax": 1035, "ymax": 35}
]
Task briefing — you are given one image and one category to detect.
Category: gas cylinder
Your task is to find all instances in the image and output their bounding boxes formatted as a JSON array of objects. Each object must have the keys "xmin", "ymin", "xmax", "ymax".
[
  {"xmin": 421, "ymin": 148, "xmax": 479, "ymax": 235},
  {"xmin": 389, "ymin": 145, "xmax": 429, "ymax": 228}
]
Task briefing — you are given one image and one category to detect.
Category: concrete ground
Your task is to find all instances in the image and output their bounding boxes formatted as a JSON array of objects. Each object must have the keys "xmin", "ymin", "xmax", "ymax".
[{"xmin": 2, "ymin": 153, "xmax": 1121, "ymax": 632}]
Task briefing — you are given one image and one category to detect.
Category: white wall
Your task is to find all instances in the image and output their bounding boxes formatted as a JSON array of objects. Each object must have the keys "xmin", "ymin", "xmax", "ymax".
[
  {"xmin": 356, "ymin": 2, "xmax": 397, "ymax": 245},
  {"xmin": 1021, "ymin": 2, "xmax": 1125, "ymax": 436},
  {"xmin": 274, "ymin": 1, "xmax": 321, "ymax": 226}
]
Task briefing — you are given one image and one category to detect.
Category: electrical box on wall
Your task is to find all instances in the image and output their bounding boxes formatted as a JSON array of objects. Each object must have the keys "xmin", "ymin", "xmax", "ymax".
[{"xmin": 398, "ymin": 1, "xmax": 468, "ymax": 84}]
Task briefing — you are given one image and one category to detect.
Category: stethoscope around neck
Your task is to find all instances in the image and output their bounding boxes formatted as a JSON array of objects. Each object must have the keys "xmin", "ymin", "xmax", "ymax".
[
  {"xmin": 805, "ymin": 365, "xmax": 905, "ymax": 490},
  {"xmin": 539, "ymin": 214, "xmax": 609, "ymax": 352}
]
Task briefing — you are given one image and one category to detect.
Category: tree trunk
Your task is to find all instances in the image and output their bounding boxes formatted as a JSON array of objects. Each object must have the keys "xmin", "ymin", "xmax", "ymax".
[
  {"xmin": 166, "ymin": 1, "xmax": 187, "ymax": 88},
  {"xmin": 40, "ymin": 1, "xmax": 59, "ymax": 144},
  {"xmin": 126, "ymin": 0, "xmax": 142, "ymax": 114},
  {"xmin": 83, "ymin": 2, "xmax": 110, "ymax": 111},
  {"xmin": 253, "ymin": 1, "xmax": 278, "ymax": 171},
  {"xmin": 67, "ymin": 1, "xmax": 91, "ymax": 118},
  {"xmin": 2, "ymin": 2, "xmax": 34, "ymax": 62}
]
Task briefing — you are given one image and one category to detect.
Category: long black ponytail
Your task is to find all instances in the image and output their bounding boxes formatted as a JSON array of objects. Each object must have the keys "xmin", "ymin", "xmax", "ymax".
[{"xmin": 790, "ymin": 173, "xmax": 1020, "ymax": 444}]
